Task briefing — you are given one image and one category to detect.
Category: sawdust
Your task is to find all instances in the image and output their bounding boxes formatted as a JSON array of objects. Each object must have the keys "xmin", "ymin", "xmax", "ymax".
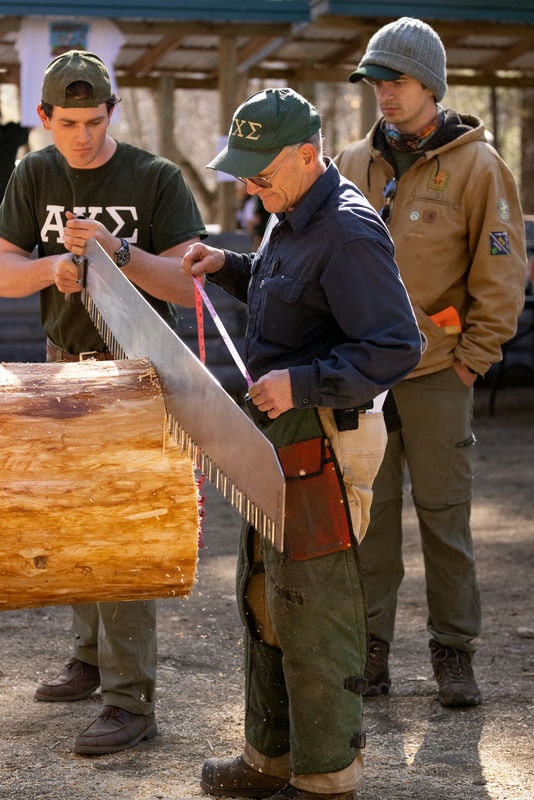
[{"xmin": 0, "ymin": 383, "xmax": 533, "ymax": 800}]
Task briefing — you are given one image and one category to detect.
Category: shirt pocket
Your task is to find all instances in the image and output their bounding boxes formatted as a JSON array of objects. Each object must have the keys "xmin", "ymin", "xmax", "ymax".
[{"xmin": 260, "ymin": 275, "xmax": 308, "ymax": 348}]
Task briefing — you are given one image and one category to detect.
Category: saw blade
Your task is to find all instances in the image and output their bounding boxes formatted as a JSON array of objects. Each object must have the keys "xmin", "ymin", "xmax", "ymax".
[{"xmin": 80, "ymin": 239, "xmax": 285, "ymax": 550}]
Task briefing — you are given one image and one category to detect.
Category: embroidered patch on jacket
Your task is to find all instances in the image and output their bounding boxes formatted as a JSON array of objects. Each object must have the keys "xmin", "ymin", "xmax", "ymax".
[
  {"xmin": 427, "ymin": 169, "xmax": 450, "ymax": 190},
  {"xmin": 497, "ymin": 199, "xmax": 511, "ymax": 222},
  {"xmin": 489, "ymin": 231, "xmax": 510, "ymax": 255}
]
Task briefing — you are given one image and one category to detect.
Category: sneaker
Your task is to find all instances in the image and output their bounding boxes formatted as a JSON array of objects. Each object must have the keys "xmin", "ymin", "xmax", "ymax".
[
  {"xmin": 429, "ymin": 639, "xmax": 481, "ymax": 707},
  {"xmin": 363, "ymin": 637, "xmax": 390, "ymax": 697},
  {"xmin": 34, "ymin": 657, "xmax": 100, "ymax": 702},
  {"xmin": 201, "ymin": 756, "xmax": 288, "ymax": 798}
]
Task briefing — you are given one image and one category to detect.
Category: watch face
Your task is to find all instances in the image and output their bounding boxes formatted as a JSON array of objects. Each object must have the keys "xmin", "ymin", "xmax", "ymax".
[{"xmin": 114, "ymin": 239, "xmax": 130, "ymax": 267}]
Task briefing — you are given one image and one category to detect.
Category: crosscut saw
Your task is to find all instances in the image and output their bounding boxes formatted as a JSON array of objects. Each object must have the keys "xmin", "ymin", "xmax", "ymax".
[{"xmin": 80, "ymin": 238, "xmax": 285, "ymax": 551}]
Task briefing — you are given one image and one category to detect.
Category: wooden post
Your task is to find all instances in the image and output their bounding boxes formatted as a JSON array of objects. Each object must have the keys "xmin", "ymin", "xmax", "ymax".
[
  {"xmin": 158, "ymin": 73, "xmax": 176, "ymax": 159},
  {"xmin": 0, "ymin": 359, "xmax": 200, "ymax": 611},
  {"xmin": 360, "ymin": 83, "xmax": 379, "ymax": 138},
  {"xmin": 218, "ymin": 35, "xmax": 239, "ymax": 232}
]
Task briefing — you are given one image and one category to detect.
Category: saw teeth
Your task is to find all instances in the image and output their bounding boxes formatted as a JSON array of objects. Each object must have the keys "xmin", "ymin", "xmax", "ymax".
[{"xmin": 81, "ymin": 289, "xmax": 281, "ymax": 548}]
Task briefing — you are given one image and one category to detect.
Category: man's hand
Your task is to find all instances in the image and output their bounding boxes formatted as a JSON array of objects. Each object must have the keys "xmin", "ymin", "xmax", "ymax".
[
  {"xmin": 453, "ymin": 358, "xmax": 478, "ymax": 387},
  {"xmin": 247, "ymin": 369, "xmax": 293, "ymax": 419},
  {"xmin": 63, "ymin": 211, "xmax": 118, "ymax": 257},
  {"xmin": 181, "ymin": 242, "xmax": 226, "ymax": 278},
  {"xmin": 53, "ymin": 252, "xmax": 83, "ymax": 295}
]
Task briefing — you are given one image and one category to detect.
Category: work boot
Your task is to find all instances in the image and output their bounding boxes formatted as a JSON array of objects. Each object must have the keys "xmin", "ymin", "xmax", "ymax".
[
  {"xmin": 429, "ymin": 639, "xmax": 481, "ymax": 707},
  {"xmin": 74, "ymin": 705, "xmax": 158, "ymax": 754},
  {"xmin": 264, "ymin": 786, "xmax": 357, "ymax": 800},
  {"xmin": 201, "ymin": 756, "xmax": 288, "ymax": 798},
  {"xmin": 363, "ymin": 637, "xmax": 390, "ymax": 697},
  {"xmin": 34, "ymin": 657, "xmax": 100, "ymax": 702}
]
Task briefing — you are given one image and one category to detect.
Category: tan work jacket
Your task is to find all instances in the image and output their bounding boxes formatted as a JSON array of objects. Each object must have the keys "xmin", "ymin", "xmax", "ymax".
[{"xmin": 336, "ymin": 114, "xmax": 526, "ymax": 377}]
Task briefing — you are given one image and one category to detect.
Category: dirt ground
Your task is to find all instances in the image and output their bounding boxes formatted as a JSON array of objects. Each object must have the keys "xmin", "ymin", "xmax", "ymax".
[{"xmin": 0, "ymin": 381, "xmax": 533, "ymax": 800}]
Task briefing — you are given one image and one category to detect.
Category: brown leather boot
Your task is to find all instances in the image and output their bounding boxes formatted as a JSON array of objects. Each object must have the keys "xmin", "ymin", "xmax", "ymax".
[
  {"xmin": 266, "ymin": 788, "xmax": 357, "ymax": 800},
  {"xmin": 363, "ymin": 638, "xmax": 390, "ymax": 697},
  {"xmin": 429, "ymin": 639, "xmax": 481, "ymax": 707},
  {"xmin": 34, "ymin": 657, "xmax": 100, "ymax": 702},
  {"xmin": 201, "ymin": 756, "xmax": 288, "ymax": 798},
  {"xmin": 74, "ymin": 705, "xmax": 157, "ymax": 754}
]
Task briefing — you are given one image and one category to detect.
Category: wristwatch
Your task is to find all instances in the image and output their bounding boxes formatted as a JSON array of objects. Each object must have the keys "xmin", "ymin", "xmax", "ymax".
[{"xmin": 113, "ymin": 238, "xmax": 130, "ymax": 268}]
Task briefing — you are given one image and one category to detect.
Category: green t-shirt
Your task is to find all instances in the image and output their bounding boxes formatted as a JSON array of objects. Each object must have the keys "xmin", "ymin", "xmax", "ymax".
[{"xmin": 0, "ymin": 141, "xmax": 207, "ymax": 354}]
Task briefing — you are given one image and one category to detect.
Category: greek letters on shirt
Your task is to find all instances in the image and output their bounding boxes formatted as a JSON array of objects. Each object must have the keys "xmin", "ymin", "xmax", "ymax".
[{"xmin": 40, "ymin": 205, "xmax": 138, "ymax": 244}]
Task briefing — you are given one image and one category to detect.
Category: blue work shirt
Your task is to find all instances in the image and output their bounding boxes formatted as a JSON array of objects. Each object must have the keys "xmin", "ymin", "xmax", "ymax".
[{"xmin": 210, "ymin": 159, "xmax": 421, "ymax": 409}]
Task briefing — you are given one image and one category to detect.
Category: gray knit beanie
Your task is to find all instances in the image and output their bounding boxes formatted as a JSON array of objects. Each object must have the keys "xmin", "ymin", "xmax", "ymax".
[{"xmin": 349, "ymin": 17, "xmax": 447, "ymax": 102}]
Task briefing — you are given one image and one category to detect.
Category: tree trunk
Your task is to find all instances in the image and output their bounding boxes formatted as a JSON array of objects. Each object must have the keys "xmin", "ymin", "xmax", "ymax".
[{"xmin": 0, "ymin": 358, "xmax": 199, "ymax": 611}]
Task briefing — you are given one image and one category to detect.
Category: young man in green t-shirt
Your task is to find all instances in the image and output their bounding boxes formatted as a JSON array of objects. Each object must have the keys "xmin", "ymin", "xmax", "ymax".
[{"xmin": 0, "ymin": 50, "xmax": 207, "ymax": 755}]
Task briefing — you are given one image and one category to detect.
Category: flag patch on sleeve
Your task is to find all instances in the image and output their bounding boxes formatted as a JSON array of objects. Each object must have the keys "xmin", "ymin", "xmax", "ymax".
[{"xmin": 489, "ymin": 231, "xmax": 510, "ymax": 255}]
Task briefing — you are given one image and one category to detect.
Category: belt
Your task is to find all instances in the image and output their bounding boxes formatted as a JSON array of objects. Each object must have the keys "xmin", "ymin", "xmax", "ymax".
[
  {"xmin": 333, "ymin": 406, "xmax": 370, "ymax": 431},
  {"xmin": 46, "ymin": 338, "xmax": 114, "ymax": 363},
  {"xmin": 333, "ymin": 391, "xmax": 389, "ymax": 432}
]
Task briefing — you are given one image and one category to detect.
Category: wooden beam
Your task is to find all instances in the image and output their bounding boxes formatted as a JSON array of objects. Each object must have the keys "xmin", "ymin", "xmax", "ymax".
[
  {"xmin": 128, "ymin": 35, "xmax": 184, "ymax": 75},
  {"xmin": 236, "ymin": 35, "xmax": 289, "ymax": 74},
  {"xmin": 0, "ymin": 66, "xmax": 20, "ymax": 84},
  {"xmin": 115, "ymin": 19, "xmax": 292, "ymax": 38},
  {"xmin": 477, "ymin": 38, "xmax": 534, "ymax": 73}
]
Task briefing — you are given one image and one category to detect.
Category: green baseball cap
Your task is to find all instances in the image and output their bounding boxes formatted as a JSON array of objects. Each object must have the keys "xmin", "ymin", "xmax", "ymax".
[
  {"xmin": 41, "ymin": 50, "xmax": 115, "ymax": 108},
  {"xmin": 208, "ymin": 87, "xmax": 321, "ymax": 178}
]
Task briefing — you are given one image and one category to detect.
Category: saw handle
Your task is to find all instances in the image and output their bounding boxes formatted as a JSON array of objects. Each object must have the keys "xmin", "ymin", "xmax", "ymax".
[
  {"xmin": 64, "ymin": 255, "xmax": 88, "ymax": 303},
  {"xmin": 65, "ymin": 215, "xmax": 88, "ymax": 303}
]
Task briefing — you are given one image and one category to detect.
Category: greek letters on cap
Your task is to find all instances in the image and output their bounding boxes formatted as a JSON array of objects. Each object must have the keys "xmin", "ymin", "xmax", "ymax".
[{"xmin": 231, "ymin": 119, "xmax": 263, "ymax": 140}]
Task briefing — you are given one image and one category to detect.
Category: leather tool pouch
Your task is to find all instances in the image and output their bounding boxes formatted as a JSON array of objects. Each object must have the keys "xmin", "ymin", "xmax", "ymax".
[{"xmin": 277, "ymin": 436, "xmax": 352, "ymax": 561}]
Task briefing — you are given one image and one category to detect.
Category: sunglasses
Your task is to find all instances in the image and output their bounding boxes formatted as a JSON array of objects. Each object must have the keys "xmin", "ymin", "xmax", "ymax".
[
  {"xmin": 238, "ymin": 146, "xmax": 299, "ymax": 189},
  {"xmin": 380, "ymin": 178, "xmax": 397, "ymax": 224}
]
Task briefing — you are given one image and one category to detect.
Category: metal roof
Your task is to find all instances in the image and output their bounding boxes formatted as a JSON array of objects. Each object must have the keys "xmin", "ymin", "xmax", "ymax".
[
  {"xmin": 314, "ymin": 1, "xmax": 534, "ymax": 25},
  {"xmin": 1, "ymin": 2, "xmax": 534, "ymax": 90},
  {"xmin": 0, "ymin": 1, "xmax": 310, "ymax": 22}
]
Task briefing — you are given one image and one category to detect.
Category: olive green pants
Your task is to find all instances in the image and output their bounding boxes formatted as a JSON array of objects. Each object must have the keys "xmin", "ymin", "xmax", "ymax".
[
  {"xmin": 236, "ymin": 409, "xmax": 371, "ymax": 789},
  {"xmin": 238, "ymin": 528, "xmax": 367, "ymax": 782},
  {"xmin": 72, "ymin": 601, "xmax": 157, "ymax": 714},
  {"xmin": 46, "ymin": 345, "xmax": 157, "ymax": 715},
  {"xmin": 360, "ymin": 367, "xmax": 481, "ymax": 653}
]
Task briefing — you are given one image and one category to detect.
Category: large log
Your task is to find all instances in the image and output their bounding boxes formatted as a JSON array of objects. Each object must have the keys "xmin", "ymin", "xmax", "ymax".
[{"xmin": 0, "ymin": 359, "xmax": 200, "ymax": 611}]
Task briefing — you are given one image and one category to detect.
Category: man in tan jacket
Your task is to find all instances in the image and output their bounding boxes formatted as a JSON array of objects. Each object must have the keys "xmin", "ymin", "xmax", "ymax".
[{"xmin": 336, "ymin": 16, "xmax": 526, "ymax": 708}]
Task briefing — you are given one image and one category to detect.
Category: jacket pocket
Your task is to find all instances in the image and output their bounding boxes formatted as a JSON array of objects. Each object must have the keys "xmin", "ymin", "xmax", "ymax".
[{"xmin": 413, "ymin": 304, "xmax": 461, "ymax": 356}]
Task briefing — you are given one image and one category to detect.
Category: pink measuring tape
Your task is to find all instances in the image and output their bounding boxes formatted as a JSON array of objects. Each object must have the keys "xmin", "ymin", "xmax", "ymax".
[{"xmin": 193, "ymin": 278, "xmax": 252, "ymax": 387}]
